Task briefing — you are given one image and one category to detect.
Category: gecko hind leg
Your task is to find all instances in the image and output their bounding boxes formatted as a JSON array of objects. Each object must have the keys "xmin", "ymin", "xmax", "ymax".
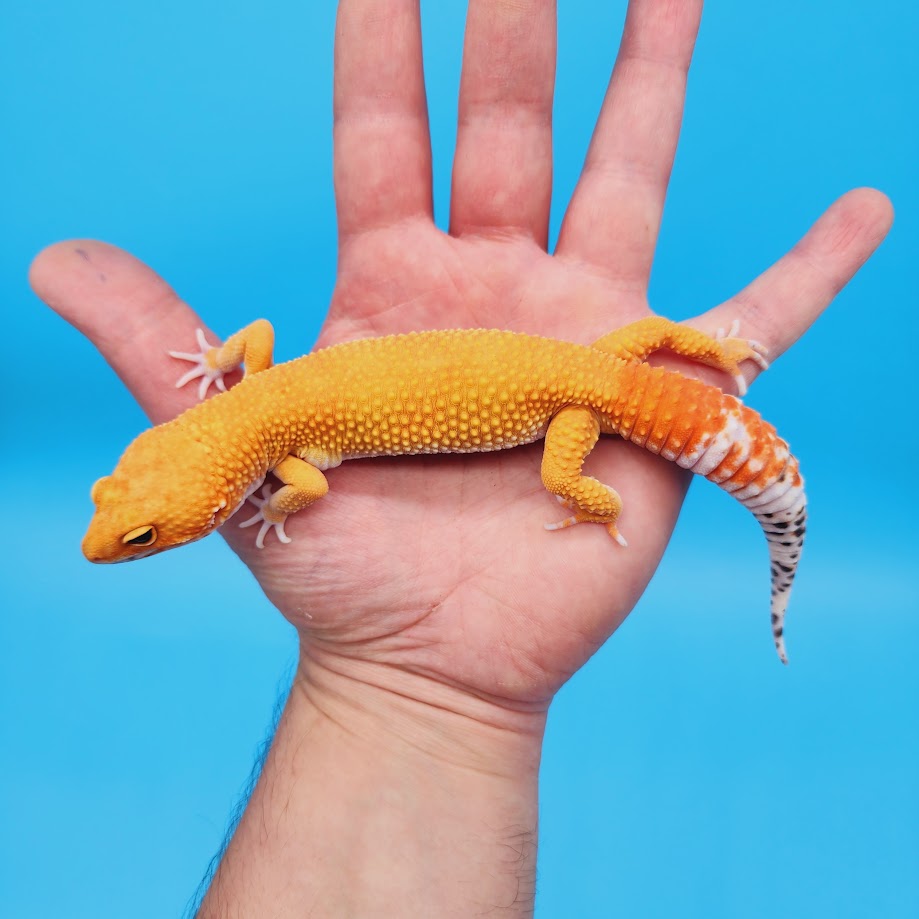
[
  {"xmin": 591, "ymin": 316, "xmax": 769, "ymax": 396},
  {"xmin": 541, "ymin": 405, "xmax": 627, "ymax": 547},
  {"xmin": 169, "ymin": 319, "xmax": 275, "ymax": 399}
]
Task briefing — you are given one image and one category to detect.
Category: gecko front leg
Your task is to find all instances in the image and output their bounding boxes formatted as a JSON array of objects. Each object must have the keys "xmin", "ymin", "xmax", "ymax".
[
  {"xmin": 237, "ymin": 455, "xmax": 330, "ymax": 548},
  {"xmin": 169, "ymin": 319, "xmax": 275, "ymax": 399}
]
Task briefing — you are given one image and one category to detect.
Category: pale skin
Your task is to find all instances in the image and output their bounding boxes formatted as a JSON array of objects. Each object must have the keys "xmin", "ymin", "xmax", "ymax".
[{"xmin": 30, "ymin": 1, "xmax": 892, "ymax": 915}]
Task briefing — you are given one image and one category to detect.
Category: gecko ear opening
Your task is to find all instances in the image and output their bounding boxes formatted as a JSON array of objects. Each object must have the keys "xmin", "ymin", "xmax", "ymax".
[
  {"xmin": 91, "ymin": 477, "xmax": 111, "ymax": 504},
  {"xmin": 123, "ymin": 525, "xmax": 157, "ymax": 547}
]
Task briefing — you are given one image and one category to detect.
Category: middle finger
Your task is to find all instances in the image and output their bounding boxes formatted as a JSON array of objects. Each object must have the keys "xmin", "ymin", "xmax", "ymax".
[
  {"xmin": 450, "ymin": 0, "xmax": 557, "ymax": 247},
  {"xmin": 555, "ymin": 0, "xmax": 703, "ymax": 287}
]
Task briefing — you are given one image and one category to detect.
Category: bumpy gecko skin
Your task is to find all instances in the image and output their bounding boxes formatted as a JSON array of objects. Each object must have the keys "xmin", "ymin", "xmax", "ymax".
[{"xmin": 83, "ymin": 318, "xmax": 804, "ymax": 662}]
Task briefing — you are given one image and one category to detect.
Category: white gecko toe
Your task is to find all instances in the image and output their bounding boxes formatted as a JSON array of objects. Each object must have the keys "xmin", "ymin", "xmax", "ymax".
[
  {"xmin": 168, "ymin": 328, "xmax": 228, "ymax": 400},
  {"xmin": 715, "ymin": 320, "xmax": 742, "ymax": 341},
  {"xmin": 544, "ymin": 515, "xmax": 578, "ymax": 531},
  {"xmin": 714, "ymin": 320, "xmax": 771, "ymax": 384},
  {"xmin": 747, "ymin": 340, "xmax": 771, "ymax": 371},
  {"xmin": 237, "ymin": 484, "xmax": 293, "ymax": 549}
]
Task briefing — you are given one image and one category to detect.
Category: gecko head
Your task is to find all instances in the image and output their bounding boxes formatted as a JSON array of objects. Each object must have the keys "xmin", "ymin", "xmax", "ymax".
[{"xmin": 82, "ymin": 424, "xmax": 236, "ymax": 563}]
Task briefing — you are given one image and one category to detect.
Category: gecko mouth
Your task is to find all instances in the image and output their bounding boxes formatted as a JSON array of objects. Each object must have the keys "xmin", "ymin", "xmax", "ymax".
[
  {"xmin": 112, "ymin": 549, "xmax": 157, "ymax": 564},
  {"xmin": 82, "ymin": 541, "xmax": 156, "ymax": 564}
]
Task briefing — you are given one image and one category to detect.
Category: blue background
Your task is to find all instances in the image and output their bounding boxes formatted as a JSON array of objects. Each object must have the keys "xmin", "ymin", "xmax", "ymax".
[{"xmin": 2, "ymin": 2, "xmax": 916, "ymax": 916}]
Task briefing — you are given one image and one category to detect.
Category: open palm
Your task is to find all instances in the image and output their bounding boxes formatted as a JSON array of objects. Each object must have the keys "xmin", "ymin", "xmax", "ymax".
[{"xmin": 32, "ymin": 1, "xmax": 890, "ymax": 711}]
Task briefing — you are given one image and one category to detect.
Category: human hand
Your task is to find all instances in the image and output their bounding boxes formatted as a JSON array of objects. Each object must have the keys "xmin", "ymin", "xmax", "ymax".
[
  {"xmin": 30, "ymin": 3, "xmax": 894, "ymax": 913},
  {"xmin": 31, "ymin": 0, "xmax": 890, "ymax": 723}
]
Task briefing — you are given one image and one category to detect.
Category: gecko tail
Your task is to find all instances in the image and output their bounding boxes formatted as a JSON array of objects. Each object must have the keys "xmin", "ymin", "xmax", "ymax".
[
  {"xmin": 604, "ymin": 364, "xmax": 806, "ymax": 662},
  {"xmin": 724, "ymin": 421, "xmax": 806, "ymax": 665},
  {"xmin": 667, "ymin": 391, "xmax": 806, "ymax": 664},
  {"xmin": 754, "ymin": 488, "xmax": 807, "ymax": 664}
]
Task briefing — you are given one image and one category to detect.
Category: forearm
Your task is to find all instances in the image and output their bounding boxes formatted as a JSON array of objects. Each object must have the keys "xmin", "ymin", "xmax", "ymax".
[{"xmin": 197, "ymin": 644, "xmax": 546, "ymax": 918}]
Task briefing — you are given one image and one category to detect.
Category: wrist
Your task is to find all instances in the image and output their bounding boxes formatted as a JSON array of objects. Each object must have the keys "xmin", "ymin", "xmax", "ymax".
[
  {"xmin": 297, "ymin": 641, "xmax": 548, "ymax": 775},
  {"xmin": 200, "ymin": 642, "xmax": 546, "ymax": 917}
]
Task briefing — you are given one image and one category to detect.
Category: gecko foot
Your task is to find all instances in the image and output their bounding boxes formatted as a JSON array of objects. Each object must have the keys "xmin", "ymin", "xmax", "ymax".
[
  {"xmin": 544, "ymin": 512, "xmax": 628, "ymax": 547},
  {"xmin": 713, "ymin": 320, "xmax": 770, "ymax": 396},
  {"xmin": 237, "ymin": 484, "xmax": 292, "ymax": 549},
  {"xmin": 168, "ymin": 328, "xmax": 228, "ymax": 400}
]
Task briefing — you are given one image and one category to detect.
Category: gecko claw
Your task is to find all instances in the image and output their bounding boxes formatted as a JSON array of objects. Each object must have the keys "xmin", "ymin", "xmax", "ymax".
[
  {"xmin": 544, "ymin": 515, "xmax": 579, "ymax": 531},
  {"xmin": 607, "ymin": 525, "xmax": 628, "ymax": 547},
  {"xmin": 168, "ymin": 328, "xmax": 227, "ymax": 399},
  {"xmin": 747, "ymin": 340, "xmax": 771, "ymax": 371},
  {"xmin": 713, "ymin": 321, "xmax": 771, "ymax": 391},
  {"xmin": 238, "ymin": 484, "xmax": 292, "ymax": 548},
  {"xmin": 544, "ymin": 513, "xmax": 628, "ymax": 547}
]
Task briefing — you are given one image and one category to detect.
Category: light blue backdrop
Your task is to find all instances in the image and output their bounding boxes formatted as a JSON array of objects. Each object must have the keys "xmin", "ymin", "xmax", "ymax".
[{"xmin": 1, "ymin": 2, "xmax": 916, "ymax": 916}]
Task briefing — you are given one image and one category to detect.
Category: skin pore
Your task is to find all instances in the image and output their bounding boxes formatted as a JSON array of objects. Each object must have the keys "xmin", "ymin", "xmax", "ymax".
[{"xmin": 30, "ymin": 1, "xmax": 891, "ymax": 915}]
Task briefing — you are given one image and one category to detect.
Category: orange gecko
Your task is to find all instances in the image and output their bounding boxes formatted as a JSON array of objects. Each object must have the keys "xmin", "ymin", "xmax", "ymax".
[{"xmin": 83, "ymin": 316, "xmax": 806, "ymax": 663}]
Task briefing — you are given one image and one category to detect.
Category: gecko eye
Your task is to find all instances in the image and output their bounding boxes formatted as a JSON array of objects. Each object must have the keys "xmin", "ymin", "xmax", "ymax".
[{"xmin": 123, "ymin": 526, "xmax": 157, "ymax": 547}]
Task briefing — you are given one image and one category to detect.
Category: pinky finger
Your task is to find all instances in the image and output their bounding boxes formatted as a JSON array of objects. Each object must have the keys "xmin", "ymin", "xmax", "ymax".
[{"xmin": 700, "ymin": 187, "xmax": 893, "ymax": 366}]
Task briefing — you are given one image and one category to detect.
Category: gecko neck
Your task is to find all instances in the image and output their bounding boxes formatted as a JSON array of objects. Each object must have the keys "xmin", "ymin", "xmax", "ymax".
[{"xmin": 187, "ymin": 360, "xmax": 324, "ymax": 516}]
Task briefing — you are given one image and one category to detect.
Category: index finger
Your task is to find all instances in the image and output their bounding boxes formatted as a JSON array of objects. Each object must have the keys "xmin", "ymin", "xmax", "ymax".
[{"xmin": 334, "ymin": 0, "xmax": 433, "ymax": 239}]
